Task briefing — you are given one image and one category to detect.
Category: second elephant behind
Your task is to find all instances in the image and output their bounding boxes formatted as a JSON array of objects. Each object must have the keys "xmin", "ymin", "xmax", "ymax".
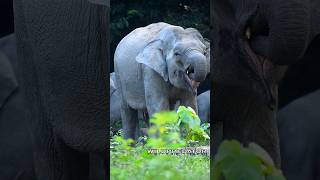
[{"xmin": 197, "ymin": 90, "xmax": 210, "ymax": 123}]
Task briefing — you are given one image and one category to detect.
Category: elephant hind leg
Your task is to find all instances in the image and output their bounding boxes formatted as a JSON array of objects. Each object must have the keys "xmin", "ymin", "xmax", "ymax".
[{"xmin": 120, "ymin": 103, "xmax": 139, "ymax": 140}]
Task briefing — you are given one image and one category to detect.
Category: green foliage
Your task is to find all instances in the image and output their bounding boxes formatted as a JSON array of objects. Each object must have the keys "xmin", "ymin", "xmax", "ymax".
[
  {"xmin": 177, "ymin": 106, "xmax": 210, "ymax": 144},
  {"xmin": 110, "ymin": 106, "xmax": 286, "ymax": 180},
  {"xmin": 146, "ymin": 106, "xmax": 210, "ymax": 149},
  {"xmin": 110, "ymin": 106, "xmax": 210, "ymax": 180},
  {"xmin": 213, "ymin": 140, "xmax": 286, "ymax": 180}
]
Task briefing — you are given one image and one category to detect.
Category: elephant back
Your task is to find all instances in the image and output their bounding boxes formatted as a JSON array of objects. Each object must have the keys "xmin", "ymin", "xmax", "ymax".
[{"xmin": 113, "ymin": 23, "xmax": 172, "ymax": 109}]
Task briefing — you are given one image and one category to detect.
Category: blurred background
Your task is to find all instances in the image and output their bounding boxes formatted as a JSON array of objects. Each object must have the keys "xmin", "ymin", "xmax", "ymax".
[{"xmin": 0, "ymin": 1, "xmax": 14, "ymax": 37}]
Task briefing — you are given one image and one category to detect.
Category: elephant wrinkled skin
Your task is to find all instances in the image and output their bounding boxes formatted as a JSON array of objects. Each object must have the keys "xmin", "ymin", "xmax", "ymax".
[{"xmin": 13, "ymin": 1, "xmax": 109, "ymax": 179}]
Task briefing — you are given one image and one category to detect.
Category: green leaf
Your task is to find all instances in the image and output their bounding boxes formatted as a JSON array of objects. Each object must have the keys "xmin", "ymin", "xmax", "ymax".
[
  {"xmin": 150, "ymin": 111, "xmax": 178, "ymax": 126},
  {"xmin": 213, "ymin": 140, "xmax": 286, "ymax": 180},
  {"xmin": 248, "ymin": 142, "xmax": 275, "ymax": 166}
]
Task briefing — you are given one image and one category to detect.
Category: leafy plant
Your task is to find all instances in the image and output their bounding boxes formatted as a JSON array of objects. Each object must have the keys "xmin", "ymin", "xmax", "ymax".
[
  {"xmin": 145, "ymin": 106, "xmax": 210, "ymax": 148},
  {"xmin": 213, "ymin": 140, "xmax": 286, "ymax": 180},
  {"xmin": 177, "ymin": 106, "xmax": 210, "ymax": 145},
  {"xmin": 110, "ymin": 107, "xmax": 286, "ymax": 180},
  {"xmin": 110, "ymin": 106, "xmax": 210, "ymax": 180}
]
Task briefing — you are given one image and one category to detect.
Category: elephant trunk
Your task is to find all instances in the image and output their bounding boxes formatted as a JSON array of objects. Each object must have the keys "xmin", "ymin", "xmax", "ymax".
[
  {"xmin": 213, "ymin": 83, "xmax": 281, "ymax": 167},
  {"xmin": 252, "ymin": 0, "xmax": 310, "ymax": 65},
  {"xmin": 187, "ymin": 51, "xmax": 208, "ymax": 82}
]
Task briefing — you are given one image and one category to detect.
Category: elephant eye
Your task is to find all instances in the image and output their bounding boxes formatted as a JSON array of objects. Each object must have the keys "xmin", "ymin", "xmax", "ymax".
[{"xmin": 244, "ymin": 12, "xmax": 269, "ymax": 40}]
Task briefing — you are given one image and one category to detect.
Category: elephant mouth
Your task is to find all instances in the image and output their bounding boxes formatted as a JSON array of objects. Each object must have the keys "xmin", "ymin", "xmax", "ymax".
[{"xmin": 184, "ymin": 65, "xmax": 200, "ymax": 95}]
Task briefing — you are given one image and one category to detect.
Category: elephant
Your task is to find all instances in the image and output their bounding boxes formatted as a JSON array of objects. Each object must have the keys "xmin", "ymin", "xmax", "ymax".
[
  {"xmin": 278, "ymin": 89, "xmax": 320, "ymax": 180},
  {"xmin": 114, "ymin": 22, "xmax": 210, "ymax": 139},
  {"xmin": 13, "ymin": 0, "xmax": 109, "ymax": 179},
  {"xmin": 0, "ymin": 33, "xmax": 109, "ymax": 180},
  {"xmin": 197, "ymin": 90, "xmax": 210, "ymax": 123},
  {"xmin": 0, "ymin": 34, "xmax": 35, "ymax": 180},
  {"xmin": 110, "ymin": 72, "xmax": 121, "ymax": 131},
  {"xmin": 213, "ymin": 0, "xmax": 320, "ymax": 166}
]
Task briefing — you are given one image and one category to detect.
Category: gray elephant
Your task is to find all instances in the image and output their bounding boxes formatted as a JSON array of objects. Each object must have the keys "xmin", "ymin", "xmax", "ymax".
[
  {"xmin": 0, "ymin": 34, "xmax": 109, "ymax": 180},
  {"xmin": 14, "ymin": 0, "xmax": 109, "ymax": 179},
  {"xmin": 114, "ymin": 22, "xmax": 210, "ymax": 139},
  {"xmin": 278, "ymin": 90, "xmax": 320, "ymax": 180},
  {"xmin": 197, "ymin": 90, "xmax": 210, "ymax": 123}
]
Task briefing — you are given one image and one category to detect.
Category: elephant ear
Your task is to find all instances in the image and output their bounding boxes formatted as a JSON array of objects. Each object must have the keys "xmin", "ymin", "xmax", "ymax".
[
  {"xmin": 136, "ymin": 40, "xmax": 168, "ymax": 82},
  {"xmin": 0, "ymin": 51, "xmax": 18, "ymax": 109}
]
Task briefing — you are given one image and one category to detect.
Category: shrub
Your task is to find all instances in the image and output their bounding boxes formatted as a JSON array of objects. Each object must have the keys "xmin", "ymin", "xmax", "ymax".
[
  {"xmin": 110, "ymin": 106, "xmax": 210, "ymax": 180},
  {"xmin": 110, "ymin": 106, "xmax": 286, "ymax": 180},
  {"xmin": 213, "ymin": 140, "xmax": 286, "ymax": 180}
]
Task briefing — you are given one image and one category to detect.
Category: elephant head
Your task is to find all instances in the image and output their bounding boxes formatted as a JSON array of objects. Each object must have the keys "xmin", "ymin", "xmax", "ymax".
[
  {"xmin": 136, "ymin": 25, "xmax": 210, "ymax": 94},
  {"xmin": 214, "ymin": 0, "xmax": 320, "ymax": 110},
  {"xmin": 212, "ymin": 0, "xmax": 320, "ymax": 166},
  {"xmin": 216, "ymin": 0, "xmax": 317, "ymax": 66}
]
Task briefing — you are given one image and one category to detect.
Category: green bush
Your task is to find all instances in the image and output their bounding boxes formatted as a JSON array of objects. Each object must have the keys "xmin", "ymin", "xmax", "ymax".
[
  {"xmin": 110, "ymin": 106, "xmax": 286, "ymax": 180},
  {"xmin": 110, "ymin": 106, "xmax": 210, "ymax": 180},
  {"xmin": 213, "ymin": 140, "xmax": 286, "ymax": 180}
]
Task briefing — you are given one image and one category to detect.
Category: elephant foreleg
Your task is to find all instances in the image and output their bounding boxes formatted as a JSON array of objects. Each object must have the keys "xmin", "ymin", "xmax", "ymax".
[
  {"xmin": 146, "ymin": 97, "xmax": 170, "ymax": 118},
  {"xmin": 143, "ymin": 67, "xmax": 170, "ymax": 116}
]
